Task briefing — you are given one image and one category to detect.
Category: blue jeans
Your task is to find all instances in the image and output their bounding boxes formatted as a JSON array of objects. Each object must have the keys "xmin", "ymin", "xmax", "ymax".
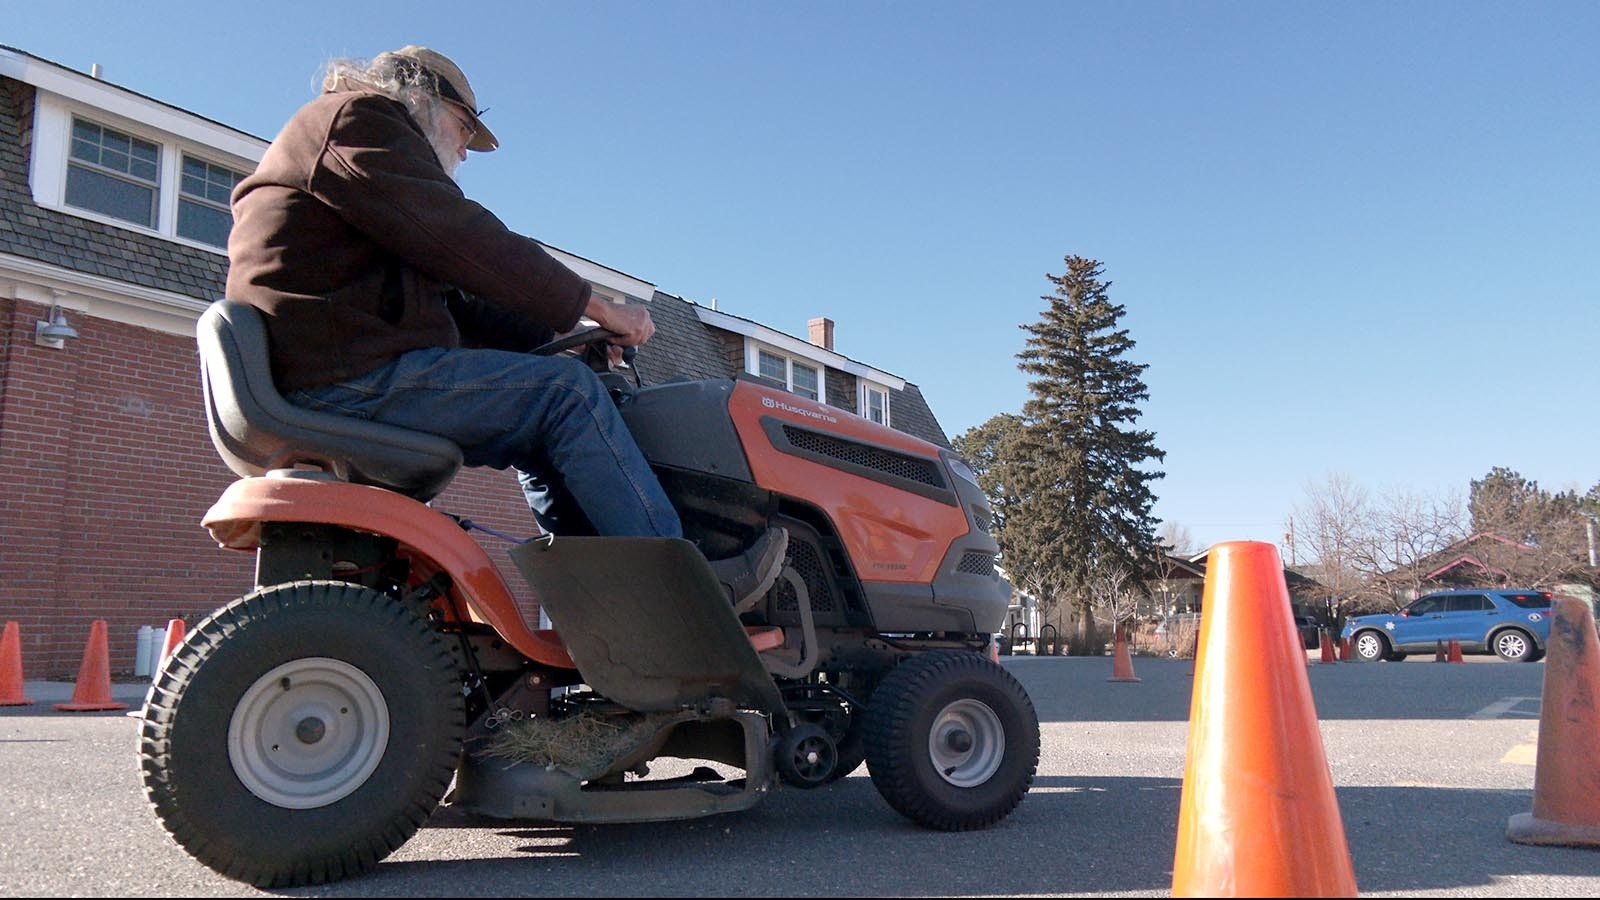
[{"xmin": 286, "ymin": 346, "xmax": 682, "ymax": 539}]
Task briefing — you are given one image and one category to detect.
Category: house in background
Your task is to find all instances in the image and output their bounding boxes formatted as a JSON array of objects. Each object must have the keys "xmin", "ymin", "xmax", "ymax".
[{"xmin": 0, "ymin": 46, "xmax": 953, "ymax": 676}]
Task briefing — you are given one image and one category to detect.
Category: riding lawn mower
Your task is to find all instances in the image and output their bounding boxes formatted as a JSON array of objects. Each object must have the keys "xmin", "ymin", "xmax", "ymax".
[{"xmin": 136, "ymin": 299, "xmax": 1040, "ymax": 887}]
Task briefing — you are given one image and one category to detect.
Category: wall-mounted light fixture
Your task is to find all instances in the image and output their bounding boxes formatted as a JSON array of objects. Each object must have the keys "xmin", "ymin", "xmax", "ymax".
[{"xmin": 34, "ymin": 304, "xmax": 80, "ymax": 350}]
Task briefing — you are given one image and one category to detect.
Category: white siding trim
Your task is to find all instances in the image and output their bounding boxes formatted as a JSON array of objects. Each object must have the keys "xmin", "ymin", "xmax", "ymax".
[{"xmin": 695, "ymin": 305, "xmax": 905, "ymax": 390}]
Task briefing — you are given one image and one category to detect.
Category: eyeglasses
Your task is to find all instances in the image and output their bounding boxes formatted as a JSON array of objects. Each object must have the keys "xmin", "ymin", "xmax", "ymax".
[{"xmin": 444, "ymin": 103, "xmax": 477, "ymax": 141}]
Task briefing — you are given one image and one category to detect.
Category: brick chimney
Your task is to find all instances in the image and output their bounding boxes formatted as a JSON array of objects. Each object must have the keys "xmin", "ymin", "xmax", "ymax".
[{"xmin": 807, "ymin": 317, "xmax": 834, "ymax": 351}]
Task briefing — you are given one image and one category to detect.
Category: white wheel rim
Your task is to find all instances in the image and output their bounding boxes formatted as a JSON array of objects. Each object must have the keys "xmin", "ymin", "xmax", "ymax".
[
  {"xmin": 1499, "ymin": 633, "xmax": 1525, "ymax": 657},
  {"xmin": 1357, "ymin": 634, "xmax": 1382, "ymax": 659},
  {"xmin": 927, "ymin": 698, "xmax": 1005, "ymax": 788},
  {"xmin": 228, "ymin": 657, "xmax": 389, "ymax": 809}
]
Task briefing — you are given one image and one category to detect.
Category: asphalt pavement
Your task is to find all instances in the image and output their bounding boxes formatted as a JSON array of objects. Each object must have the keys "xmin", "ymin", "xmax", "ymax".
[{"xmin": 2, "ymin": 654, "xmax": 1596, "ymax": 897}]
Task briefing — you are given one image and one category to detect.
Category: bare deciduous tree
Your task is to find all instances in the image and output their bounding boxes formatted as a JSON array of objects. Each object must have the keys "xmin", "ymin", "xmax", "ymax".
[{"xmin": 1157, "ymin": 521, "xmax": 1197, "ymax": 557}]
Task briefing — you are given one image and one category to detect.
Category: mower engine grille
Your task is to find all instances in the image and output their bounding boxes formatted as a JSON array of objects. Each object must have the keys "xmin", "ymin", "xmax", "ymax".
[
  {"xmin": 780, "ymin": 426, "xmax": 944, "ymax": 488},
  {"xmin": 957, "ymin": 550, "xmax": 998, "ymax": 577},
  {"xmin": 772, "ymin": 537, "xmax": 837, "ymax": 615}
]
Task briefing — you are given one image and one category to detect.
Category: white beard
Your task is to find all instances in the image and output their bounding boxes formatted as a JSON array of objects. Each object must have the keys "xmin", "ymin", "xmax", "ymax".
[
  {"xmin": 424, "ymin": 106, "xmax": 462, "ymax": 180},
  {"xmin": 428, "ymin": 128, "xmax": 462, "ymax": 180}
]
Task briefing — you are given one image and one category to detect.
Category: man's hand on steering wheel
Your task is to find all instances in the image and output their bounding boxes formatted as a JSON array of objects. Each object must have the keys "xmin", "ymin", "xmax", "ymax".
[{"xmin": 586, "ymin": 296, "xmax": 655, "ymax": 347}]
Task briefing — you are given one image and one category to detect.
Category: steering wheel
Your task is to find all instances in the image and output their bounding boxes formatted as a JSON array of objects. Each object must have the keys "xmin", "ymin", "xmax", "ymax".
[
  {"xmin": 533, "ymin": 326, "xmax": 621, "ymax": 356},
  {"xmin": 532, "ymin": 326, "xmax": 640, "ymax": 386}
]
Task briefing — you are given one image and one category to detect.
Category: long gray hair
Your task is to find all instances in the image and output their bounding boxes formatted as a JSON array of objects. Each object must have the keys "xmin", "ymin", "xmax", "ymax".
[
  {"xmin": 320, "ymin": 53, "xmax": 458, "ymax": 174},
  {"xmin": 320, "ymin": 52, "xmax": 446, "ymax": 128}
]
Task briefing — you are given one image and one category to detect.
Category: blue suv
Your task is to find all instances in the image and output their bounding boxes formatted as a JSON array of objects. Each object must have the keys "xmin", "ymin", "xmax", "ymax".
[{"xmin": 1340, "ymin": 590, "xmax": 1552, "ymax": 663}]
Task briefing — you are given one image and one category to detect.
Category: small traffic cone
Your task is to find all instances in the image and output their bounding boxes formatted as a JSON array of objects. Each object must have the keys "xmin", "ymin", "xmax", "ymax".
[
  {"xmin": 1, "ymin": 621, "xmax": 34, "ymax": 706},
  {"xmin": 1448, "ymin": 639, "xmax": 1464, "ymax": 664},
  {"xmin": 1507, "ymin": 595, "xmax": 1600, "ymax": 848},
  {"xmin": 52, "ymin": 620, "xmax": 128, "ymax": 712},
  {"xmin": 154, "ymin": 618, "xmax": 186, "ymax": 678},
  {"xmin": 1319, "ymin": 629, "xmax": 1337, "ymax": 665},
  {"xmin": 1172, "ymin": 541, "xmax": 1357, "ymax": 897},
  {"xmin": 1435, "ymin": 640, "xmax": 1447, "ymax": 662},
  {"xmin": 1108, "ymin": 626, "xmax": 1141, "ymax": 683},
  {"xmin": 1339, "ymin": 637, "xmax": 1352, "ymax": 661}
]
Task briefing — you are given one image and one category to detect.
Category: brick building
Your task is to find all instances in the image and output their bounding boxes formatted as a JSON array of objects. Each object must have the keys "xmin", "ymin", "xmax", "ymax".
[{"xmin": 0, "ymin": 46, "xmax": 952, "ymax": 677}]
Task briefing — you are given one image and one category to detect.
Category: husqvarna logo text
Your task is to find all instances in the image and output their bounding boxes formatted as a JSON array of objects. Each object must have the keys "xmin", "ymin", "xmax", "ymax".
[{"xmin": 761, "ymin": 396, "xmax": 839, "ymax": 424}]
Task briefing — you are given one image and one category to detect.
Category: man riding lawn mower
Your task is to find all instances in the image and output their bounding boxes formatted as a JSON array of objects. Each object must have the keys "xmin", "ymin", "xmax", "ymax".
[{"xmin": 136, "ymin": 300, "xmax": 1041, "ymax": 887}]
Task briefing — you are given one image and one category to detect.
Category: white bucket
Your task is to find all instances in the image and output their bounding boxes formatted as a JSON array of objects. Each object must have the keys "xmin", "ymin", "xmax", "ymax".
[{"xmin": 134, "ymin": 625, "xmax": 155, "ymax": 676}]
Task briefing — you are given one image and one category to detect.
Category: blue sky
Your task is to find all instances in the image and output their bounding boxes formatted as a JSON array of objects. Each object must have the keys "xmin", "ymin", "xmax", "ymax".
[{"xmin": 8, "ymin": 1, "xmax": 1597, "ymax": 553}]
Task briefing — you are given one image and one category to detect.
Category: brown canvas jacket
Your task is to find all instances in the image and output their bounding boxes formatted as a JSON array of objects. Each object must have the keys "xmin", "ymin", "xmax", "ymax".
[{"xmin": 225, "ymin": 90, "xmax": 590, "ymax": 391}]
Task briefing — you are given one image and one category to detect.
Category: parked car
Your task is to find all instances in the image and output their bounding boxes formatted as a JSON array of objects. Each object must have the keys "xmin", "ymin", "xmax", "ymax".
[
  {"xmin": 1295, "ymin": 615, "xmax": 1322, "ymax": 651},
  {"xmin": 1339, "ymin": 590, "xmax": 1553, "ymax": 663}
]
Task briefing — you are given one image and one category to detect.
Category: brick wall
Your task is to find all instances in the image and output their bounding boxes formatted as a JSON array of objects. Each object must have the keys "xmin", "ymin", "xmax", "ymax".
[{"xmin": 0, "ymin": 297, "xmax": 543, "ymax": 677}]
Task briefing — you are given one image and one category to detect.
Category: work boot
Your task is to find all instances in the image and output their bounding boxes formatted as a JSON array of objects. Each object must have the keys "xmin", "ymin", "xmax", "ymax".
[{"xmin": 709, "ymin": 526, "xmax": 789, "ymax": 613}]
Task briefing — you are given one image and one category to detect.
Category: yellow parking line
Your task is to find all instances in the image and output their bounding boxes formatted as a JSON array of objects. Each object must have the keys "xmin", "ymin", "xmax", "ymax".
[{"xmin": 1502, "ymin": 729, "xmax": 1539, "ymax": 766}]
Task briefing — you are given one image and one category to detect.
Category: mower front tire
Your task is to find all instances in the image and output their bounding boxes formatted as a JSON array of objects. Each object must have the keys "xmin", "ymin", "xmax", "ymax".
[
  {"xmin": 862, "ymin": 650, "xmax": 1039, "ymax": 830},
  {"xmin": 139, "ymin": 581, "xmax": 464, "ymax": 887}
]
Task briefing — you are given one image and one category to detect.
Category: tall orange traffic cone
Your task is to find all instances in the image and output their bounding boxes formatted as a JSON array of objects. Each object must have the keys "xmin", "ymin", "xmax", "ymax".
[
  {"xmin": 1507, "ymin": 594, "xmax": 1600, "ymax": 847},
  {"xmin": 1108, "ymin": 626, "xmax": 1141, "ymax": 683},
  {"xmin": 1, "ymin": 621, "xmax": 34, "ymax": 706},
  {"xmin": 156, "ymin": 617, "xmax": 186, "ymax": 675},
  {"xmin": 1448, "ymin": 639, "xmax": 1464, "ymax": 664},
  {"xmin": 52, "ymin": 620, "xmax": 128, "ymax": 712},
  {"xmin": 1319, "ymin": 629, "xmax": 1337, "ymax": 665},
  {"xmin": 1172, "ymin": 541, "xmax": 1357, "ymax": 897}
]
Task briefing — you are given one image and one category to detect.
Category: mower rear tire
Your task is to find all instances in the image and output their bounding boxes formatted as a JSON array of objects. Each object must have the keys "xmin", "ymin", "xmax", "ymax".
[
  {"xmin": 139, "ymin": 581, "xmax": 464, "ymax": 887},
  {"xmin": 863, "ymin": 650, "xmax": 1039, "ymax": 831}
]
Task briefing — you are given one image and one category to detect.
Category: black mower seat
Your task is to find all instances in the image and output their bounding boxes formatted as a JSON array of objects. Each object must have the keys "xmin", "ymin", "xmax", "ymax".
[{"xmin": 196, "ymin": 299, "xmax": 463, "ymax": 502}]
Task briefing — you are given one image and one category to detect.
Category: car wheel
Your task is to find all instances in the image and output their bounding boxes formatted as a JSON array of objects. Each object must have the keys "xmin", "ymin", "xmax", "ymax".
[
  {"xmin": 1492, "ymin": 628, "xmax": 1535, "ymax": 662},
  {"xmin": 1353, "ymin": 631, "xmax": 1389, "ymax": 663}
]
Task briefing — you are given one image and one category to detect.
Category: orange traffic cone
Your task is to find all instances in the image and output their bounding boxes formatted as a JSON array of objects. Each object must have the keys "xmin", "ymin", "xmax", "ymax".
[
  {"xmin": 1435, "ymin": 640, "xmax": 1447, "ymax": 662},
  {"xmin": 1172, "ymin": 541, "xmax": 1357, "ymax": 897},
  {"xmin": 1448, "ymin": 639, "xmax": 1464, "ymax": 664},
  {"xmin": 52, "ymin": 620, "xmax": 128, "ymax": 712},
  {"xmin": 1, "ymin": 621, "xmax": 34, "ymax": 706},
  {"xmin": 1507, "ymin": 595, "xmax": 1600, "ymax": 847},
  {"xmin": 1319, "ymin": 629, "xmax": 1337, "ymax": 665},
  {"xmin": 1108, "ymin": 627, "xmax": 1141, "ymax": 683},
  {"xmin": 156, "ymin": 618, "xmax": 186, "ymax": 674}
]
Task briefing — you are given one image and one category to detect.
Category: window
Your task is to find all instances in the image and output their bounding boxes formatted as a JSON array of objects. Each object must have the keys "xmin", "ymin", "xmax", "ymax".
[
  {"xmin": 791, "ymin": 362, "xmax": 819, "ymax": 400},
  {"xmin": 860, "ymin": 382, "xmax": 890, "ymax": 426},
  {"xmin": 753, "ymin": 345, "xmax": 820, "ymax": 400},
  {"xmin": 27, "ymin": 94, "xmax": 262, "ymax": 254},
  {"xmin": 177, "ymin": 155, "xmax": 245, "ymax": 247},
  {"xmin": 1407, "ymin": 596, "xmax": 1447, "ymax": 616},
  {"xmin": 1446, "ymin": 594, "xmax": 1494, "ymax": 613},
  {"xmin": 65, "ymin": 118, "xmax": 159, "ymax": 227},
  {"xmin": 758, "ymin": 349, "xmax": 787, "ymax": 384}
]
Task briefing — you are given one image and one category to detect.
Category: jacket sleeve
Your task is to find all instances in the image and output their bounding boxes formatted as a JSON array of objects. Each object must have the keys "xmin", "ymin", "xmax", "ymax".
[
  {"xmin": 305, "ymin": 94, "xmax": 589, "ymax": 334},
  {"xmin": 445, "ymin": 289, "xmax": 555, "ymax": 351}
]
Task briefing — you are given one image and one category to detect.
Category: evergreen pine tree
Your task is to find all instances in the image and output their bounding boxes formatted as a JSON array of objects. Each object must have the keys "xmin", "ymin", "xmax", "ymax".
[{"xmin": 1012, "ymin": 256, "xmax": 1165, "ymax": 650}]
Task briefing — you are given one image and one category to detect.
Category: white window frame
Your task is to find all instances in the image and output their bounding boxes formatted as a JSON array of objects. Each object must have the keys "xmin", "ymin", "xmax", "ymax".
[
  {"xmin": 28, "ymin": 92, "xmax": 259, "ymax": 256},
  {"xmin": 63, "ymin": 117, "xmax": 162, "ymax": 229},
  {"xmin": 176, "ymin": 153, "xmax": 248, "ymax": 248},
  {"xmin": 858, "ymin": 380, "xmax": 891, "ymax": 427},
  {"xmin": 747, "ymin": 341, "xmax": 822, "ymax": 401}
]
